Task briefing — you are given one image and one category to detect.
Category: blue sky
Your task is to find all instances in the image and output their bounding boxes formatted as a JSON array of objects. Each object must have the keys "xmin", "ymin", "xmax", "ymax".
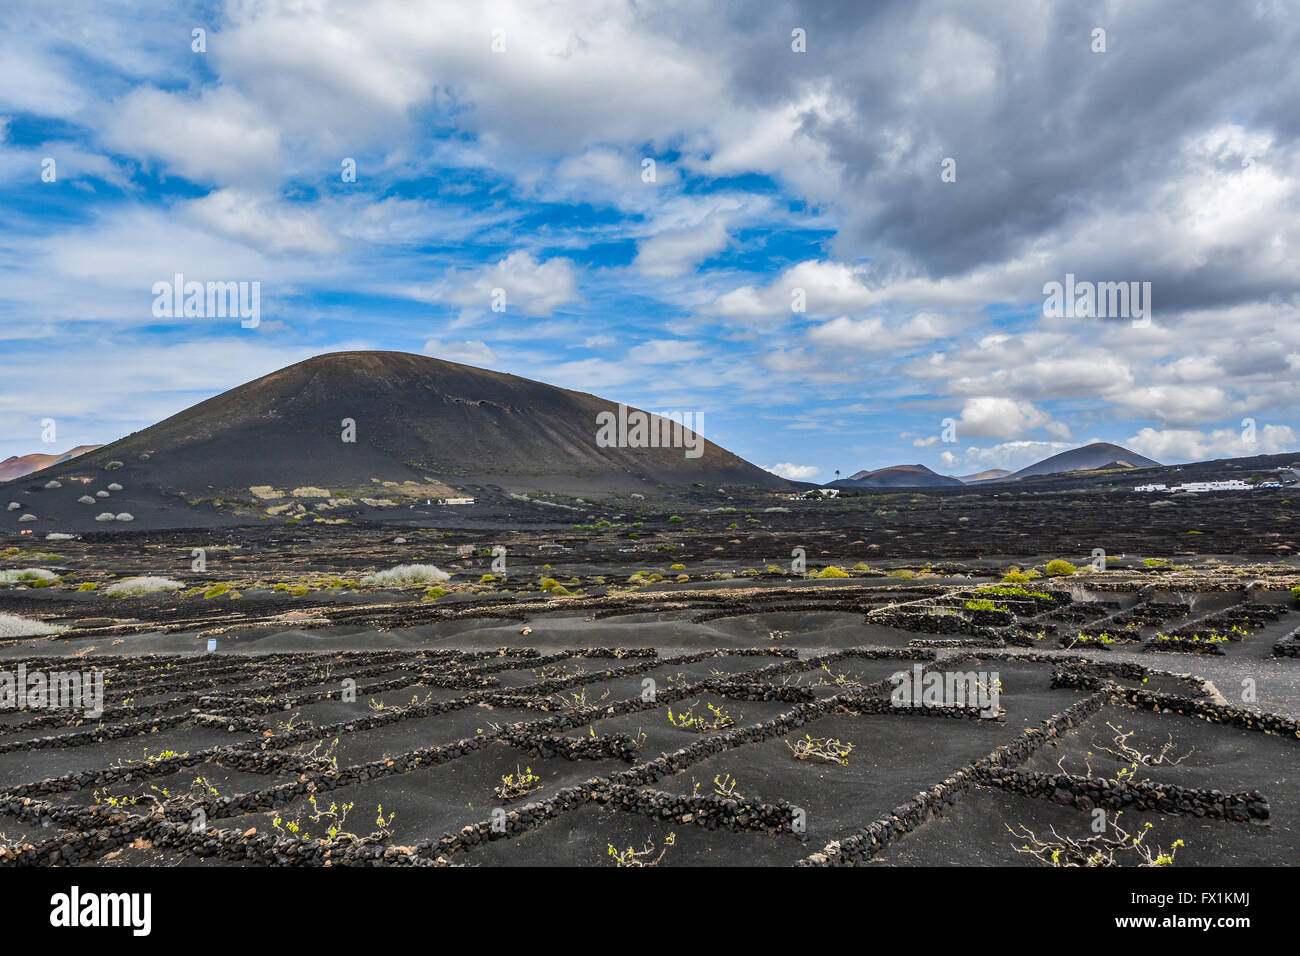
[{"xmin": 3, "ymin": 0, "xmax": 1299, "ymax": 480}]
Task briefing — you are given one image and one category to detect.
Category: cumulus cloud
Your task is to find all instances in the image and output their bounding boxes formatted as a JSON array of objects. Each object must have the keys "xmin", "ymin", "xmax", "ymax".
[
  {"xmin": 416, "ymin": 251, "xmax": 578, "ymax": 318},
  {"xmin": 807, "ymin": 312, "xmax": 960, "ymax": 351},
  {"xmin": 102, "ymin": 87, "xmax": 282, "ymax": 185},
  {"xmin": 185, "ymin": 189, "xmax": 342, "ymax": 256},
  {"xmin": 1126, "ymin": 425, "xmax": 1298, "ymax": 462},
  {"xmin": 627, "ymin": 340, "xmax": 709, "ymax": 364},
  {"xmin": 421, "ymin": 339, "xmax": 497, "ymax": 367},
  {"xmin": 1112, "ymin": 385, "xmax": 1235, "ymax": 427},
  {"xmin": 953, "ymin": 397, "xmax": 1060, "ymax": 441},
  {"xmin": 938, "ymin": 440, "xmax": 1076, "ymax": 474},
  {"xmin": 766, "ymin": 462, "xmax": 820, "ymax": 480},
  {"xmin": 635, "ymin": 218, "xmax": 732, "ymax": 277}
]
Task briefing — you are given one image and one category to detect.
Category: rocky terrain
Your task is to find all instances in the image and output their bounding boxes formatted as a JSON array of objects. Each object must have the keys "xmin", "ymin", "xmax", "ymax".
[{"xmin": 0, "ymin": 496, "xmax": 1297, "ymax": 868}]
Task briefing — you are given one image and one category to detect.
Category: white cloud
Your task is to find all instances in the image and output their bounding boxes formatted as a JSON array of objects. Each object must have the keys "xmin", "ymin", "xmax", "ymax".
[
  {"xmin": 102, "ymin": 87, "xmax": 282, "ymax": 185},
  {"xmin": 627, "ymin": 340, "xmax": 708, "ymax": 364},
  {"xmin": 938, "ymin": 440, "xmax": 1076, "ymax": 474},
  {"xmin": 1112, "ymin": 385, "xmax": 1234, "ymax": 427},
  {"xmin": 186, "ymin": 189, "xmax": 342, "ymax": 256},
  {"xmin": 765, "ymin": 462, "xmax": 820, "ymax": 480},
  {"xmin": 954, "ymin": 397, "xmax": 1057, "ymax": 441},
  {"xmin": 0, "ymin": 337, "xmax": 370, "ymax": 458},
  {"xmin": 215, "ymin": 0, "xmax": 731, "ymax": 156},
  {"xmin": 807, "ymin": 312, "xmax": 960, "ymax": 351},
  {"xmin": 415, "ymin": 251, "xmax": 578, "ymax": 318},
  {"xmin": 712, "ymin": 260, "xmax": 876, "ymax": 322},
  {"xmin": 635, "ymin": 217, "xmax": 731, "ymax": 277},
  {"xmin": 421, "ymin": 339, "xmax": 497, "ymax": 367},
  {"xmin": 1126, "ymin": 425, "xmax": 1298, "ymax": 462}
]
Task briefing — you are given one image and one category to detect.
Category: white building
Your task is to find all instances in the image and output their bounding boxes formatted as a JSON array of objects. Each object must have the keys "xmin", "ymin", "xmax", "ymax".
[
  {"xmin": 438, "ymin": 497, "xmax": 475, "ymax": 505},
  {"xmin": 1170, "ymin": 480, "xmax": 1252, "ymax": 493},
  {"xmin": 1136, "ymin": 479, "xmax": 1259, "ymax": 493}
]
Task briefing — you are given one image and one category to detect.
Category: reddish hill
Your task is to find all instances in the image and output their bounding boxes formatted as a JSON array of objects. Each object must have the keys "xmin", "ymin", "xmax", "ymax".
[{"xmin": 0, "ymin": 445, "xmax": 101, "ymax": 483}]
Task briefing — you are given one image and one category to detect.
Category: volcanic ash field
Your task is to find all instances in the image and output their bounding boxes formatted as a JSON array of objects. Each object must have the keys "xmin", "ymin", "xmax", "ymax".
[{"xmin": 1, "ymin": 526, "xmax": 1297, "ymax": 868}]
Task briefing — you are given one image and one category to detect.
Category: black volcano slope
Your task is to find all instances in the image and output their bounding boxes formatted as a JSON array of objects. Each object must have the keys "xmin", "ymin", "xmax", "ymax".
[
  {"xmin": 8, "ymin": 351, "xmax": 789, "ymax": 513},
  {"xmin": 1005, "ymin": 442, "xmax": 1159, "ymax": 480}
]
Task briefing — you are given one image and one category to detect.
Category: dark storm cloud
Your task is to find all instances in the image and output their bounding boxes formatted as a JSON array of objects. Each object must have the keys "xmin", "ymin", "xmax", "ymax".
[{"xmin": 660, "ymin": 0, "xmax": 1299, "ymax": 309}]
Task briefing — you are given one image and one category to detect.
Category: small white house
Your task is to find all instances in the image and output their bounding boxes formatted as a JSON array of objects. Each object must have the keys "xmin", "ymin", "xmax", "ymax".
[
  {"xmin": 1134, "ymin": 483, "xmax": 1168, "ymax": 492},
  {"xmin": 438, "ymin": 497, "xmax": 475, "ymax": 506}
]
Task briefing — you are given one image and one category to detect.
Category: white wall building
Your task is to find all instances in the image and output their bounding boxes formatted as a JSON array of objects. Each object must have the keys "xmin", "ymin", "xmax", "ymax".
[
  {"xmin": 1171, "ymin": 480, "xmax": 1252, "ymax": 493},
  {"xmin": 1135, "ymin": 480, "xmax": 1255, "ymax": 493}
]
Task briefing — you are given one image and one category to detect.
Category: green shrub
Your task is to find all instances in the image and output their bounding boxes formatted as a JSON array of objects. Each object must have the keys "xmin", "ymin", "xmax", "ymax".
[
  {"xmin": 1043, "ymin": 559, "xmax": 1077, "ymax": 577},
  {"xmin": 361, "ymin": 564, "xmax": 449, "ymax": 587},
  {"xmin": 0, "ymin": 568, "xmax": 60, "ymax": 585},
  {"xmin": 105, "ymin": 576, "xmax": 182, "ymax": 597},
  {"xmin": 0, "ymin": 613, "xmax": 66, "ymax": 638},
  {"xmin": 975, "ymin": 585, "xmax": 1050, "ymax": 600},
  {"xmin": 203, "ymin": 582, "xmax": 230, "ymax": 599},
  {"xmin": 668, "ymin": 516, "xmax": 684, "ymax": 524},
  {"xmin": 887, "ymin": 569, "xmax": 915, "ymax": 580},
  {"xmin": 816, "ymin": 566, "xmax": 849, "ymax": 578}
]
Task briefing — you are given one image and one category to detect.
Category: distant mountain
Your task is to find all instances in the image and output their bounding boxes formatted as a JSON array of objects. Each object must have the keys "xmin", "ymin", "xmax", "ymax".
[
  {"xmin": 829, "ymin": 464, "xmax": 965, "ymax": 488},
  {"xmin": 1006, "ymin": 442, "xmax": 1160, "ymax": 480},
  {"xmin": 956, "ymin": 469, "xmax": 1012, "ymax": 483},
  {"xmin": 0, "ymin": 445, "xmax": 101, "ymax": 483}
]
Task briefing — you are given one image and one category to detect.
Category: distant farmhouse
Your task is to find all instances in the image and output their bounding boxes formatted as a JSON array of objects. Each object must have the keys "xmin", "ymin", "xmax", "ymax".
[
  {"xmin": 1136, "ymin": 480, "xmax": 1251, "ymax": 493},
  {"xmin": 1136, "ymin": 468, "xmax": 1298, "ymax": 493}
]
